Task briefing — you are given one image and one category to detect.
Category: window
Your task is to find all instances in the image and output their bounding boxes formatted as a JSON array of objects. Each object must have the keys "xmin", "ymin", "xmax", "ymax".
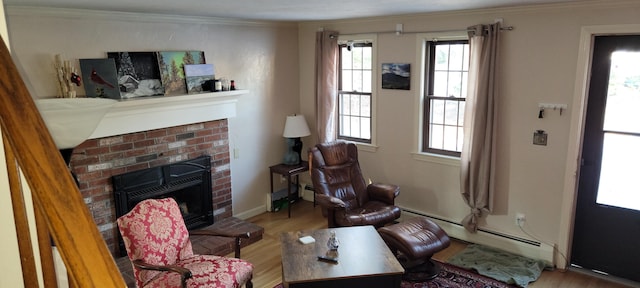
[
  {"xmin": 423, "ymin": 40, "xmax": 470, "ymax": 156},
  {"xmin": 338, "ymin": 40, "xmax": 373, "ymax": 144}
]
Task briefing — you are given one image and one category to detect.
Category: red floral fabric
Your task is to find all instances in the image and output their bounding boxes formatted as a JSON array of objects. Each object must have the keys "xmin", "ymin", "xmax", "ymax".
[{"xmin": 117, "ymin": 198, "xmax": 253, "ymax": 287}]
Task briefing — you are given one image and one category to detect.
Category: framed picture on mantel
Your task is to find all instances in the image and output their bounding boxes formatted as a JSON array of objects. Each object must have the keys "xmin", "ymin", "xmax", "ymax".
[
  {"xmin": 79, "ymin": 58, "xmax": 120, "ymax": 99},
  {"xmin": 184, "ymin": 64, "xmax": 214, "ymax": 94},
  {"xmin": 157, "ymin": 51, "xmax": 206, "ymax": 96},
  {"xmin": 107, "ymin": 51, "xmax": 165, "ymax": 99}
]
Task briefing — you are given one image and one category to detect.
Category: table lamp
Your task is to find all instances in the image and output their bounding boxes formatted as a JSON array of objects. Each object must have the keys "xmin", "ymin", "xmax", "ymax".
[{"xmin": 282, "ymin": 114, "xmax": 311, "ymax": 165}]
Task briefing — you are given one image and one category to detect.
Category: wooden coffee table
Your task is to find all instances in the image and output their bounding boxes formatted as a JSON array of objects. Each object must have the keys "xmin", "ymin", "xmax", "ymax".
[{"xmin": 280, "ymin": 225, "xmax": 404, "ymax": 288}]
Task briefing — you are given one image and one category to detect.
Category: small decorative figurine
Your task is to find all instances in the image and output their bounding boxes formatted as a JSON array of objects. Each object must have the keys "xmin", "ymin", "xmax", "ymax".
[
  {"xmin": 327, "ymin": 230, "xmax": 339, "ymax": 251},
  {"xmin": 70, "ymin": 72, "xmax": 81, "ymax": 86},
  {"xmin": 54, "ymin": 54, "xmax": 77, "ymax": 98}
]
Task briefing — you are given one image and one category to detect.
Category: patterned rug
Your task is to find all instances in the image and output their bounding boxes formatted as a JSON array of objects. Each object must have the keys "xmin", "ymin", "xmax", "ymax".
[{"xmin": 274, "ymin": 261, "xmax": 517, "ymax": 288}]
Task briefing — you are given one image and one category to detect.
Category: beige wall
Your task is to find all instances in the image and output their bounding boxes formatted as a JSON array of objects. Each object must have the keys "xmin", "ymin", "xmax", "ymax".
[
  {"xmin": 5, "ymin": 7, "xmax": 301, "ymax": 218},
  {"xmin": 298, "ymin": 0, "xmax": 640, "ymax": 265}
]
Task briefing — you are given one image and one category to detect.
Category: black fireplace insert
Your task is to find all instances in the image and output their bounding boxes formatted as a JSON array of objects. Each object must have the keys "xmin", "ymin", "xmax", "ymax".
[{"xmin": 112, "ymin": 155, "xmax": 213, "ymax": 256}]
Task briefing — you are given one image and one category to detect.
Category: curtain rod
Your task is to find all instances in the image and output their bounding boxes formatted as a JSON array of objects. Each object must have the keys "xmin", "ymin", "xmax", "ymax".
[{"xmin": 329, "ymin": 26, "xmax": 513, "ymax": 38}]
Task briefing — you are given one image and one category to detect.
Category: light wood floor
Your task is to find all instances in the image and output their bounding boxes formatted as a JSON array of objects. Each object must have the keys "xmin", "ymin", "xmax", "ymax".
[{"xmin": 240, "ymin": 200, "xmax": 633, "ymax": 288}]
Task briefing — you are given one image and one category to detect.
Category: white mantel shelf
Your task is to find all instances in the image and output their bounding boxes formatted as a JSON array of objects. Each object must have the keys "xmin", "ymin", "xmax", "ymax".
[{"xmin": 89, "ymin": 90, "xmax": 247, "ymax": 139}]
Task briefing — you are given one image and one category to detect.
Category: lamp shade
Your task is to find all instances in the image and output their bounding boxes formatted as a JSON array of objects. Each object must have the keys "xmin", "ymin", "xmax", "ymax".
[{"xmin": 283, "ymin": 115, "xmax": 311, "ymax": 138}]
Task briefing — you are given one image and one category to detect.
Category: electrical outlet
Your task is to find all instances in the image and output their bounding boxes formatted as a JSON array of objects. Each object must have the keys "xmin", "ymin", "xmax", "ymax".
[
  {"xmin": 280, "ymin": 175, "xmax": 286, "ymax": 183},
  {"xmin": 516, "ymin": 213, "xmax": 526, "ymax": 226}
]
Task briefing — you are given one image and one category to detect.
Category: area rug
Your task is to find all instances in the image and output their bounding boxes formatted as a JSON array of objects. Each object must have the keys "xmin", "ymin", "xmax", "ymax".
[
  {"xmin": 273, "ymin": 261, "xmax": 517, "ymax": 288},
  {"xmin": 447, "ymin": 244, "xmax": 549, "ymax": 288}
]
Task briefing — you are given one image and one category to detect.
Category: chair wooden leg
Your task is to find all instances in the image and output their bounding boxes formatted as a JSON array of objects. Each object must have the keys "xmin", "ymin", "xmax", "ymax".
[{"xmin": 235, "ymin": 237, "xmax": 241, "ymax": 258}]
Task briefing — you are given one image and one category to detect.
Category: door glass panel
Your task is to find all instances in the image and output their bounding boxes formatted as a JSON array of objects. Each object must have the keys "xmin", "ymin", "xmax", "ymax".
[
  {"xmin": 596, "ymin": 133, "xmax": 640, "ymax": 211},
  {"xmin": 603, "ymin": 51, "xmax": 640, "ymax": 133},
  {"xmin": 596, "ymin": 51, "xmax": 640, "ymax": 211}
]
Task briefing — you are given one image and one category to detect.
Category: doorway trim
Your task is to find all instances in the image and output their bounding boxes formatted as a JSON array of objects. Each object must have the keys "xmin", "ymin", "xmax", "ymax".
[{"xmin": 559, "ymin": 24, "xmax": 640, "ymax": 270}]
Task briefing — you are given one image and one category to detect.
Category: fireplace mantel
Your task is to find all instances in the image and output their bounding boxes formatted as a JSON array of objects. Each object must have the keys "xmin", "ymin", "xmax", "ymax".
[{"xmin": 90, "ymin": 90, "xmax": 247, "ymax": 139}]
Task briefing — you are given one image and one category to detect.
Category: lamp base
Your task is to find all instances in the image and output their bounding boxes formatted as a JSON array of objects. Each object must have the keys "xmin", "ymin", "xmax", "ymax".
[{"xmin": 283, "ymin": 137, "xmax": 302, "ymax": 165}]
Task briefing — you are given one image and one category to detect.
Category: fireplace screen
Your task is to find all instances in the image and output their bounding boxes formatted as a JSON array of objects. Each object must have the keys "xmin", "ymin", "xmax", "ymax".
[{"xmin": 113, "ymin": 155, "xmax": 213, "ymax": 255}]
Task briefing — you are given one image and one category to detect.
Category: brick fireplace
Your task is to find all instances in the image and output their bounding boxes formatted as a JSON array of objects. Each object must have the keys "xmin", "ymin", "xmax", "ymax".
[{"xmin": 69, "ymin": 119, "xmax": 232, "ymax": 256}]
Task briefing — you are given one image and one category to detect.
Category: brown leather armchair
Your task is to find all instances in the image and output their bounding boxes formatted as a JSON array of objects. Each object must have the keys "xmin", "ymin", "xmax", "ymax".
[{"xmin": 309, "ymin": 141, "xmax": 401, "ymax": 228}]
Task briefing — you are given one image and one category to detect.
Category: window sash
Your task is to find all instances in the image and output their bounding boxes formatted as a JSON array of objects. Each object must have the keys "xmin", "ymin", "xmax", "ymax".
[
  {"xmin": 338, "ymin": 42, "xmax": 373, "ymax": 143},
  {"xmin": 338, "ymin": 91, "xmax": 372, "ymax": 143},
  {"xmin": 423, "ymin": 40, "xmax": 469, "ymax": 156},
  {"xmin": 424, "ymin": 96, "xmax": 465, "ymax": 156}
]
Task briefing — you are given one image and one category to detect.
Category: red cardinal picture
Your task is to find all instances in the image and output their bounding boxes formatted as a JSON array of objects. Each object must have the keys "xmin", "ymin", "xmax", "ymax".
[
  {"xmin": 90, "ymin": 68, "xmax": 115, "ymax": 88},
  {"xmin": 79, "ymin": 58, "xmax": 120, "ymax": 99}
]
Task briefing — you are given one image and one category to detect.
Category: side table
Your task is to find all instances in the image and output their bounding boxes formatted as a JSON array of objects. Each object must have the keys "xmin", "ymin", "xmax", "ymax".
[{"xmin": 269, "ymin": 161, "xmax": 309, "ymax": 218}]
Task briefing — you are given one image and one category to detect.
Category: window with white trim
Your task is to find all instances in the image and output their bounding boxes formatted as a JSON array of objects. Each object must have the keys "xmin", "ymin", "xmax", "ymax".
[
  {"xmin": 338, "ymin": 37, "xmax": 374, "ymax": 144},
  {"xmin": 423, "ymin": 40, "xmax": 470, "ymax": 156}
]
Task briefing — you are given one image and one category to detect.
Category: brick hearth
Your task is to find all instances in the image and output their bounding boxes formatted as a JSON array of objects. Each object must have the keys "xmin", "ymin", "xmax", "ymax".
[{"xmin": 70, "ymin": 119, "xmax": 233, "ymax": 256}]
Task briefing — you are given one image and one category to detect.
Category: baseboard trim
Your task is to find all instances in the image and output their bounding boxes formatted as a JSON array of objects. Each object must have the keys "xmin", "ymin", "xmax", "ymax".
[
  {"xmin": 234, "ymin": 205, "xmax": 265, "ymax": 220},
  {"xmin": 399, "ymin": 207, "xmax": 555, "ymax": 266}
]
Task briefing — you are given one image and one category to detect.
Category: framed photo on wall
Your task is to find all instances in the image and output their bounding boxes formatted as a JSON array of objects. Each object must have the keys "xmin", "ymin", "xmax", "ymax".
[{"xmin": 381, "ymin": 63, "xmax": 410, "ymax": 90}]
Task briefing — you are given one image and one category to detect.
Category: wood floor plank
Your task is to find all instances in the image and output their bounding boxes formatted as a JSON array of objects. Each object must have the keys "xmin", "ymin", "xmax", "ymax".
[{"xmin": 242, "ymin": 200, "xmax": 632, "ymax": 288}]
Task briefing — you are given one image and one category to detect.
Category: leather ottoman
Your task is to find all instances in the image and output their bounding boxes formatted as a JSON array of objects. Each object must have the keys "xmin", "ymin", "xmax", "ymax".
[{"xmin": 378, "ymin": 216, "xmax": 451, "ymax": 281}]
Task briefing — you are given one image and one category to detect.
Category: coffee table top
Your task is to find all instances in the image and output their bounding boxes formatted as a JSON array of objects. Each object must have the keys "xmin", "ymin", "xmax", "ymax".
[{"xmin": 280, "ymin": 225, "xmax": 404, "ymax": 284}]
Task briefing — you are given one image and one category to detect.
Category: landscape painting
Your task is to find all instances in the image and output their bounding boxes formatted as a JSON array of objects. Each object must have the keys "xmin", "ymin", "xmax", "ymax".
[
  {"xmin": 107, "ymin": 52, "xmax": 164, "ymax": 98},
  {"xmin": 79, "ymin": 58, "xmax": 120, "ymax": 99},
  {"xmin": 381, "ymin": 63, "xmax": 411, "ymax": 90},
  {"xmin": 157, "ymin": 51, "xmax": 206, "ymax": 95},
  {"xmin": 184, "ymin": 64, "xmax": 215, "ymax": 94}
]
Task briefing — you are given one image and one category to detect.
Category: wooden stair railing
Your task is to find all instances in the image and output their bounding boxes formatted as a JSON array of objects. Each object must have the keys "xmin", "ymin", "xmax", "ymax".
[{"xmin": 0, "ymin": 35, "xmax": 126, "ymax": 287}]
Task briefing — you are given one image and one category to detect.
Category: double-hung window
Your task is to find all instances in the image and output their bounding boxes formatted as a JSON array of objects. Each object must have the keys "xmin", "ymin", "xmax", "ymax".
[
  {"xmin": 338, "ymin": 38, "xmax": 374, "ymax": 144},
  {"xmin": 423, "ymin": 40, "xmax": 470, "ymax": 157}
]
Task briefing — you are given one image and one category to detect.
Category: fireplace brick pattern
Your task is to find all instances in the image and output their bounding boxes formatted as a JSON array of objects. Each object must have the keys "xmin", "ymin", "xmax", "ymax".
[{"xmin": 70, "ymin": 119, "xmax": 232, "ymax": 256}]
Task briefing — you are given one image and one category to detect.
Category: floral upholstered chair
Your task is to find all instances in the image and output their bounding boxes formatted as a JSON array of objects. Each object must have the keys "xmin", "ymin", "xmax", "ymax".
[{"xmin": 117, "ymin": 198, "xmax": 253, "ymax": 288}]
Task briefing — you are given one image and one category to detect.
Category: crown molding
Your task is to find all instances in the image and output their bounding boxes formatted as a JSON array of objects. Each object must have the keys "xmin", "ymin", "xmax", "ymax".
[
  {"xmin": 5, "ymin": 6, "xmax": 296, "ymax": 28},
  {"xmin": 9, "ymin": 1, "xmax": 637, "ymax": 28},
  {"xmin": 301, "ymin": 0, "xmax": 639, "ymax": 27}
]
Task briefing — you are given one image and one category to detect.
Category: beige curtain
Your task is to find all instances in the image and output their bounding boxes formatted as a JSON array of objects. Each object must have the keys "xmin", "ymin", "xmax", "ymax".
[
  {"xmin": 315, "ymin": 30, "xmax": 339, "ymax": 143},
  {"xmin": 460, "ymin": 23, "xmax": 501, "ymax": 232}
]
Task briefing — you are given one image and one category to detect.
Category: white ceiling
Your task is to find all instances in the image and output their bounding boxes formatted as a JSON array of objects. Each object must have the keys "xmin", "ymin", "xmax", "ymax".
[{"xmin": 4, "ymin": 0, "xmax": 581, "ymax": 21}]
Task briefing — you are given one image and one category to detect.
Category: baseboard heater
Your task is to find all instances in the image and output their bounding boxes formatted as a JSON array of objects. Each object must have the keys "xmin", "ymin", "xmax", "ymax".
[{"xmin": 399, "ymin": 207, "xmax": 555, "ymax": 266}]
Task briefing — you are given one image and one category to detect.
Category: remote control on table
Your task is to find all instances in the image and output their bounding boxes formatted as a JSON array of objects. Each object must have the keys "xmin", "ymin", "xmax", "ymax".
[{"xmin": 317, "ymin": 256, "xmax": 338, "ymax": 263}]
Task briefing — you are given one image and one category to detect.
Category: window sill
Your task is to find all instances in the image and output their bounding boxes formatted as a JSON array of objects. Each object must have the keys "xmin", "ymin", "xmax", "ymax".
[
  {"xmin": 353, "ymin": 142, "xmax": 378, "ymax": 153},
  {"xmin": 411, "ymin": 152, "xmax": 460, "ymax": 167}
]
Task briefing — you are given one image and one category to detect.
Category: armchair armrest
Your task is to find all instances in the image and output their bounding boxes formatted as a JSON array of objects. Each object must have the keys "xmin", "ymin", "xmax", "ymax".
[
  {"xmin": 190, "ymin": 229, "xmax": 250, "ymax": 239},
  {"xmin": 367, "ymin": 183, "xmax": 400, "ymax": 205},
  {"xmin": 315, "ymin": 193, "xmax": 347, "ymax": 210},
  {"xmin": 190, "ymin": 228, "xmax": 251, "ymax": 258},
  {"xmin": 132, "ymin": 259, "xmax": 192, "ymax": 288}
]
